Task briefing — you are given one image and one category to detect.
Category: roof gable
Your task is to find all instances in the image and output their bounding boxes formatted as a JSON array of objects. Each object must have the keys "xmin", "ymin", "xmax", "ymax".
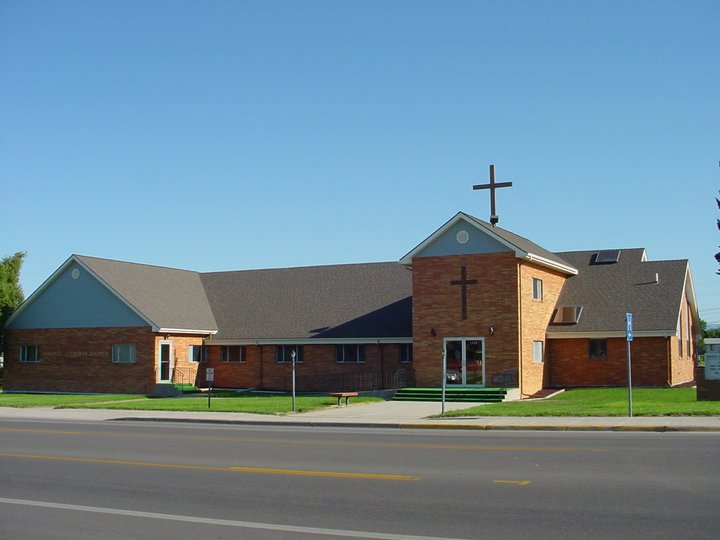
[
  {"xmin": 6, "ymin": 257, "xmax": 148, "ymax": 330},
  {"xmin": 400, "ymin": 212, "xmax": 578, "ymax": 275},
  {"xmin": 548, "ymin": 249, "xmax": 692, "ymax": 336},
  {"xmin": 75, "ymin": 255, "xmax": 218, "ymax": 334}
]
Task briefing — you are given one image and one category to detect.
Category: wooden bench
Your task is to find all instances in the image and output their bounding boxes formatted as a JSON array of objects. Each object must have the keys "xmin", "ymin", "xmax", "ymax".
[{"xmin": 329, "ymin": 392, "xmax": 358, "ymax": 406}]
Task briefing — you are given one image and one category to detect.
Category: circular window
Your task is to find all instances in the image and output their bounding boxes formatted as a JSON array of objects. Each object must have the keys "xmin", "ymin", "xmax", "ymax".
[
  {"xmin": 71, "ymin": 268, "xmax": 81, "ymax": 280},
  {"xmin": 456, "ymin": 230, "xmax": 470, "ymax": 244}
]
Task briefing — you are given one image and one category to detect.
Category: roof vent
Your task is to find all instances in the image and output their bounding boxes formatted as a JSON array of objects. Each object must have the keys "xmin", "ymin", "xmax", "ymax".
[
  {"xmin": 551, "ymin": 306, "xmax": 583, "ymax": 325},
  {"xmin": 593, "ymin": 249, "xmax": 621, "ymax": 264}
]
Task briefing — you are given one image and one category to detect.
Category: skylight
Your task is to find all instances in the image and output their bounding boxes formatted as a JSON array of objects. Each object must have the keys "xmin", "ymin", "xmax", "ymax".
[{"xmin": 593, "ymin": 250, "xmax": 621, "ymax": 264}]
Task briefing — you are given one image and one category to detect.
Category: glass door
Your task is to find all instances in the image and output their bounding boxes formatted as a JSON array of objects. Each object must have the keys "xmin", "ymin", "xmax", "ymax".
[
  {"xmin": 158, "ymin": 341, "xmax": 173, "ymax": 382},
  {"xmin": 444, "ymin": 338, "xmax": 485, "ymax": 386}
]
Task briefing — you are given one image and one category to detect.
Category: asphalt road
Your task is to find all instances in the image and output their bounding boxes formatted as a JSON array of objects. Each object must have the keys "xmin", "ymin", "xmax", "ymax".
[{"xmin": 0, "ymin": 419, "xmax": 718, "ymax": 539}]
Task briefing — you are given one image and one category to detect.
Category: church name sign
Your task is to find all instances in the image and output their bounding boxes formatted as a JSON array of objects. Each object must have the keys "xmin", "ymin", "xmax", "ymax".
[
  {"xmin": 705, "ymin": 352, "xmax": 720, "ymax": 381},
  {"xmin": 46, "ymin": 351, "xmax": 110, "ymax": 360}
]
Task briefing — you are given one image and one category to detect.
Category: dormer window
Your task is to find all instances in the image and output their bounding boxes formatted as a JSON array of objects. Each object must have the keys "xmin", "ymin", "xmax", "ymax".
[{"xmin": 532, "ymin": 278, "xmax": 543, "ymax": 301}]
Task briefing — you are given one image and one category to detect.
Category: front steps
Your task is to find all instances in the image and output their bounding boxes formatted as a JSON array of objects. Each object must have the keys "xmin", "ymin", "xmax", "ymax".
[{"xmin": 393, "ymin": 387, "xmax": 508, "ymax": 403}]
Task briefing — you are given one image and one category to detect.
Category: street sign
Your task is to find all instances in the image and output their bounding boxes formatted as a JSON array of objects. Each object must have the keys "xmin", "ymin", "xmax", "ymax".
[
  {"xmin": 625, "ymin": 313, "xmax": 633, "ymax": 342},
  {"xmin": 206, "ymin": 367, "xmax": 215, "ymax": 382}
]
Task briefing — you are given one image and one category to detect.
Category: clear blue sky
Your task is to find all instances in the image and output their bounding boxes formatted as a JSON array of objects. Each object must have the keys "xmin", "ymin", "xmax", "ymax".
[{"xmin": 2, "ymin": 1, "xmax": 719, "ymax": 324}]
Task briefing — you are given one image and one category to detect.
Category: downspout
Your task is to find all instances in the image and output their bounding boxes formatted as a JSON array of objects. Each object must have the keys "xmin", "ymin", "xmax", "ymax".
[
  {"xmin": 257, "ymin": 341, "xmax": 264, "ymax": 389},
  {"xmin": 379, "ymin": 340, "xmax": 385, "ymax": 389},
  {"xmin": 667, "ymin": 336, "xmax": 672, "ymax": 387},
  {"xmin": 517, "ymin": 262, "xmax": 524, "ymax": 397}
]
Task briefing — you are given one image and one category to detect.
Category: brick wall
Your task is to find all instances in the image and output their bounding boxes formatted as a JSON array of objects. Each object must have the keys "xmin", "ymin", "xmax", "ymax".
[
  {"xmin": 519, "ymin": 263, "xmax": 567, "ymax": 396},
  {"xmin": 200, "ymin": 343, "xmax": 411, "ymax": 391},
  {"xmin": 411, "ymin": 253, "xmax": 520, "ymax": 387},
  {"xmin": 157, "ymin": 334, "xmax": 206, "ymax": 387},
  {"xmin": 548, "ymin": 336, "xmax": 674, "ymax": 387},
  {"xmin": 4, "ymin": 327, "xmax": 156, "ymax": 394}
]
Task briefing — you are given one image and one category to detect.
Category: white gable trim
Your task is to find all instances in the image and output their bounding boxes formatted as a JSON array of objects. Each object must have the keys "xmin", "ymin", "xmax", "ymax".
[
  {"xmin": 206, "ymin": 337, "xmax": 413, "ymax": 346},
  {"xmin": 7, "ymin": 255, "xmax": 160, "ymax": 331},
  {"xmin": 400, "ymin": 212, "xmax": 578, "ymax": 275},
  {"xmin": 400, "ymin": 212, "xmax": 521, "ymax": 265},
  {"xmin": 158, "ymin": 327, "xmax": 218, "ymax": 336},
  {"xmin": 71, "ymin": 256, "xmax": 161, "ymax": 331}
]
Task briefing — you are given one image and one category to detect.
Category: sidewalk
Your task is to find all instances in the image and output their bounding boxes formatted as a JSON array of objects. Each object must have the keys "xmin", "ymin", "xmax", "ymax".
[{"xmin": 2, "ymin": 400, "xmax": 720, "ymax": 432}]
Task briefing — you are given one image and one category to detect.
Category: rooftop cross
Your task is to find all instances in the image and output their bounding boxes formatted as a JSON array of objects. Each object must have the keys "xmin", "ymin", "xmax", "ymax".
[{"xmin": 472, "ymin": 164, "xmax": 513, "ymax": 226}]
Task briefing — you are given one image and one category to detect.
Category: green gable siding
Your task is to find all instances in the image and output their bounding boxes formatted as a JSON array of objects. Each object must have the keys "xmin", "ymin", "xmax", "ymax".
[
  {"xmin": 7, "ymin": 263, "xmax": 148, "ymax": 329},
  {"xmin": 415, "ymin": 221, "xmax": 511, "ymax": 258}
]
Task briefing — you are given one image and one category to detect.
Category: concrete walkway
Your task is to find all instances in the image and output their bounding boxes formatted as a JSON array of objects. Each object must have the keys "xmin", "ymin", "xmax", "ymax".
[{"xmin": 1, "ymin": 400, "xmax": 720, "ymax": 432}]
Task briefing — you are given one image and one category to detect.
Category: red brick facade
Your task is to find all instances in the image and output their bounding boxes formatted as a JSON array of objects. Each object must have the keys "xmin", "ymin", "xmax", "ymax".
[
  {"xmin": 548, "ymin": 335, "xmax": 694, "ymax": 388},
  {"xmin": 4, "ymin": 327, "xmax": 157, "ymax": 394},
  {"xmin": 411, "ymin": 253, "xmax": 574, "ymax": 396},
  {"xmin": 197, "ymin": 343, "xmax": 411, "ymax": 391},
  {"xmin": 412, "ymin": 253, "xmax": 520, "ymax": 387}
]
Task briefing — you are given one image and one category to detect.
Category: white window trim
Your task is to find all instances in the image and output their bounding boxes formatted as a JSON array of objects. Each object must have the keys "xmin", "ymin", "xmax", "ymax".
[
  {"xmin": 336, "ymin": 344, "xmax": 366, "ymax": 363},
  {"xmin": 112, "ymin": 343, "xmax": 137, "ymax": 364},
  {"xmin": 188, "ymin": 344, "xmax": 207, "ymax": 363},
  {"xmin": 532, "ymin": 341, "xmax": 544, "ymax": 364},
  {"xmin": 221, "ymin": 345, "xmax": 244, "ymax": 363},
  {"xmin": 20, "ymin": 345, "xmax": 40, "ymax": 363},
  {"xmin": 532, "ymin": 278, "xmax": 543, "ymax": 301}
]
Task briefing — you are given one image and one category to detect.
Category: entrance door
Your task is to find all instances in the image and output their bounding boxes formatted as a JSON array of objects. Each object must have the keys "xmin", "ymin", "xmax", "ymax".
[
  {"xmin": 444, "ymin": 338, "xmax": 484, "ymax": 386},
  {"xmin": 158, "ymin": 341, "xmax": 173, "ymax": 382}
]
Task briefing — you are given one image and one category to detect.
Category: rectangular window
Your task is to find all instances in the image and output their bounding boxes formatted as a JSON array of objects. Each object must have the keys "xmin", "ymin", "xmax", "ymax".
[
  {"xmin": 188, "ymin": 345, "xmax": 207, "ymax": 363},
  {"xmin": 532, "ymin": 341, "xmax": 543, "ymax": 364},
  {"xmin": 276, "ymin": 345, "xmax": 303, "ymax": 363},
  {"xmin": 20, "ymin": 345, "xmax": 40, "ymax": 363},
  {"xmin": 532, "ymin": 278, "xmax": 543, "ymax": 301},
  {"xmin": 336, "ymin": 344, "xmax": 365, "ymax": 363},
  {"xmin": 221, "ymin": 345, "xmax": 243, "ymax": 362},
  {"xmin": 112, "ymin": 344, "xmax": 136, "ymax": 363},
  {"xmin": 399, "ymin": 343, "xmax": 413, "ymax": 363},
  {"xmin": 589, "ymin": 339, "xmax": 607, "ymax": 360}
]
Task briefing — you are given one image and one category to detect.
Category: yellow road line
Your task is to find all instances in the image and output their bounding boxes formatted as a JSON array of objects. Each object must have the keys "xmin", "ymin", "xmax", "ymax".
[
  {"xmin": 493, "ymin": 480, "xmax": 531, "ymax": 485},
  {"xmin": 0, "ymin": 428, "xmax": 606, "ymax": 453},
  {"xmin": 0, "ymin": 453, "xmax": 418, "ymax": 481},
  {"xmin": 0, "ymin": 428, "xmax": 82, "ymax": 435}
]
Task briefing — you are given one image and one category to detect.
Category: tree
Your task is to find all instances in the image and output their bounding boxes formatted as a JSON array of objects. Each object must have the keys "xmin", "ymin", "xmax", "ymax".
[
  {"xmin": 0, "ymin": 251, "xmax": 26, "ymax": 355},
  {"xmin": 716, "ymin": 193, "xmax": 720, "ymax": 274}
]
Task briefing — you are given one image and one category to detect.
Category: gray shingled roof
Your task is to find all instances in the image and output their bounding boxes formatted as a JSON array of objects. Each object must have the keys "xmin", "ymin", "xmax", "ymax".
[
  {"xmin": 548, "ymin": 249, "xmax": 688, "ymax": 335},
  {"xmin": 76, "ymin": 255, "xmax": 218, "ymax": 333},
  {"xmin": 462, "ymin": 213, "xmax": 577, "ymax": 274},
  {"xmin": 200, "ymin": 262, "xmax": 412, "ymax": 341}
]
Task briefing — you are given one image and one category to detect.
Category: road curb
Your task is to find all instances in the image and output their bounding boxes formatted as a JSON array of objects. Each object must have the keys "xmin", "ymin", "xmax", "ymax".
[{"xmin": 109, "ymin": 417, "xmax": 720, "ymax": 432}]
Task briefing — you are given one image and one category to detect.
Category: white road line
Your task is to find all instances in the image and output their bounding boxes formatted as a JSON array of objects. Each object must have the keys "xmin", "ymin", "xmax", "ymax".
[{"xmin": 0, "ymin": 497, "xmax": 471, "ymax": 540}]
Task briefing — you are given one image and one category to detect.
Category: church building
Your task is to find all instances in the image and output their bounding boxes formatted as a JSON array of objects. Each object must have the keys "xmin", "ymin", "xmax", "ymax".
[{"xmin": 4, "ymin": 168, "xmax": 701, "ymax": 397}]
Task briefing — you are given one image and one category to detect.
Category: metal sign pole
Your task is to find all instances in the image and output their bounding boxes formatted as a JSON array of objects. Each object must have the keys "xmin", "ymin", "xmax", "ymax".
[
  {"xmin": 206, "ymin": 367, "xmax": 214, "ymax": 409},
  {"xmin": 626, "ymin": 313, "xmax": 633, "ymax": 417},
  {"xmin": 441, "ymin": 348, "xmax": 447, "ymax": 415},
  {"xmin": 291, "ymin": 349, "xmax": 297, "ymax": 413}
]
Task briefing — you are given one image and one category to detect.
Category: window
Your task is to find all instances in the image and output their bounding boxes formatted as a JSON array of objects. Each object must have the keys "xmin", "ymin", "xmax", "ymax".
[
  {"xmin": 336, "ymin": 344, "xmax": 365, "ymax": 363},
  {"xmin": 532, "ymin": 341, "xmax": 543, "ymax": 364},
  {"xmin": 221, "ymin": 345, "xmax": 243, "ymax": 362},
  {"xmin": 188, "ymin": 345, "xmax": 207, "ymax": 363},
  {"xmin": 399, "ymin": 343, "xmax": 413, "ymax": 363},
  {"xmin": 589, "ymin": 339, "xmax": 607, "ymax": 360},
  {"xmin": 112, "ymin": 344, "xmax": 136, "ymax": 363},
  {"xmin": 276, "ymin": 345, "xmax": 303, "ymax": 364},
  {"xmin": 532, "ymin": 278, "xmax": 543, "ymax": 301},
  {"xmin": 20, "ymin": 345, "xmax": 40, "ymax": 363}
]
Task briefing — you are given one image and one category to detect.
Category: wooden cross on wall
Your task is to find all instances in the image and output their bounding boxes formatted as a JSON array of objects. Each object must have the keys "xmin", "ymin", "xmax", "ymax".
[
  {"xmin": 450, "ymin": 266, "xmax": 477, "ymax": 320},
  {"xmin": 472, "ymin": 164, "xmax": 513, "ymax": 226}
]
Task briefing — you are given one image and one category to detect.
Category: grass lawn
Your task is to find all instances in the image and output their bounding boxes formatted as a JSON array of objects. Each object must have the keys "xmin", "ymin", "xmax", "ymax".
[
  {"xmin": 441, "ymin": 387, "xmax": 720, "ymax": 417},
  {"xmin": 0, "ymin": 393, "xmax": 146, "ymax": 408},
  {"xmin": 55, "ymin": 393, "xmax": 383, "ymax": 414}
]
